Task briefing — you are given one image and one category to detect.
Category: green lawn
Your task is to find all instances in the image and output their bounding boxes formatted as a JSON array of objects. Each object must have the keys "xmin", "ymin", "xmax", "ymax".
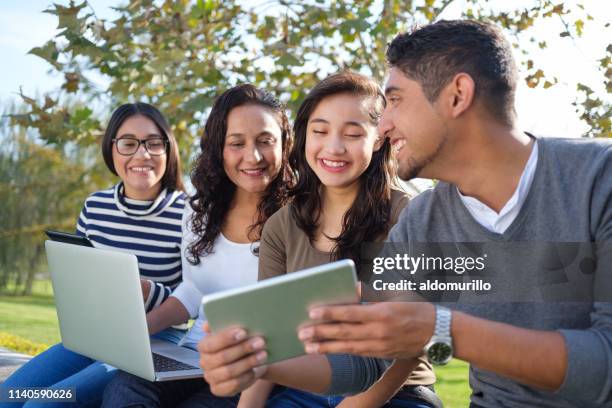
[
  {"xmin": 0, "ymin": 280, "xmax": 60, "ymax": 345},
  {"xmin": 0, "ymin": 279, "xmax": 471, "ymax": 406}
]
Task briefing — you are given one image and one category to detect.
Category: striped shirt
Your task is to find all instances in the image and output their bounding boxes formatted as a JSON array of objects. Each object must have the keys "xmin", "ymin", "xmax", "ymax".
[{"xmin": 76, "ymin": 183, "xmax": 185, "ymax": 312}]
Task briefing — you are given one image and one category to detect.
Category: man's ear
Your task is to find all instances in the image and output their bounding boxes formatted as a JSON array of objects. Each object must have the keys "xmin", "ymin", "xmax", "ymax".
[{"xmin": 440, "ymin": 73, "xmax": 475, "ymax": 119}]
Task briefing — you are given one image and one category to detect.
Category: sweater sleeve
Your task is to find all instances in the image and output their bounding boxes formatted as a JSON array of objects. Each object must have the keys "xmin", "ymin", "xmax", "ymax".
[
  {"xmin": 555, "ymin": 145, "xmax": 612, "ymax": 405},
  {"xmin": 324, "ymin": 354, "xmax": 393, "ymax": 395},
  {"xmin": 75, "ymin": 200, "xmax": 89, "ymax": 236},
  {"xmin": 169, "ymin": 205, "xmax": 202, "ymax": 317},
  {"xmin": 144, "ymin": 281, "xmax": 173, "ymax": 312}
]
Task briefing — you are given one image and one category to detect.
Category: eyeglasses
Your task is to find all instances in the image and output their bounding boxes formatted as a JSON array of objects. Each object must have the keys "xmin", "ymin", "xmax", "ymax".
[{"xmin": 113, "ymin": 137, "xmax": 168, "ymax": 156}]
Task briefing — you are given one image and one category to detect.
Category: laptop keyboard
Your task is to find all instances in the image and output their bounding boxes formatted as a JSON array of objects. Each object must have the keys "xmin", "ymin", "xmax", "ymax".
[{"xmin": 152, "ymin": 352, "xmax": 199, "ymax": 372}]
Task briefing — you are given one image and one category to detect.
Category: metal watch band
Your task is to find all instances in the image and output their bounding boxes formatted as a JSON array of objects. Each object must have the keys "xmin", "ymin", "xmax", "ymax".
[{"xmin": 434, "ymin": 305, "xmax": 452, "ymax": 338}]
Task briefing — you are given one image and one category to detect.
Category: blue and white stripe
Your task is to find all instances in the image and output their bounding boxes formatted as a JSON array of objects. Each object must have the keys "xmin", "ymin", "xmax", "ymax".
[{"xmin": 76, "ymin": 183, "xmax": 185, "ymax": 311}]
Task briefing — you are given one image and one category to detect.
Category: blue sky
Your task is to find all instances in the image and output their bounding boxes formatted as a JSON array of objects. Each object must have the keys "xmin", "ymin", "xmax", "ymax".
[{"xmin": 1, "ymin": 1, "xmax": 609, "ymax": 138}]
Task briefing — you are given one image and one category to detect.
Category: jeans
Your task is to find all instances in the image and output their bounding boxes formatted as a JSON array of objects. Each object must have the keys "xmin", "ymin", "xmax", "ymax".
[
  {"xmin": 0, "ymin": 343, "xmax": 115, "ymax": 408},
  {"xmin": 101, "ymin": 370, "xmax": 239, "ymax": 408},
  {"xmin": 267, "ymin": 385, "xmax": 442, "ymax": 408},
  {"xmin": 0, "ymin": 329, "xmax": 185, "ymax": 408}
]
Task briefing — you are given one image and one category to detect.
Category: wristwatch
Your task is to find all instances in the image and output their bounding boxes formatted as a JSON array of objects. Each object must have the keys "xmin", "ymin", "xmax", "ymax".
[{"xmin": 424, "ymin": 305, "xmax": 453, "ymax": 365}]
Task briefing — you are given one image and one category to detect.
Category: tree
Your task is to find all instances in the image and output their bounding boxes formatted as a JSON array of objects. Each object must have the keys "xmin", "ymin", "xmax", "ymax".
[
  {"xmin": 11, "ymin": 0, "xmax": 610, "ymax": 154},
  {"xmin": 0, "ymin": 104, "xmax": 108, "ymax": 293},
  {"xmin": 2, "ymin": 0, "xmax": 609, "ymax": 291}
]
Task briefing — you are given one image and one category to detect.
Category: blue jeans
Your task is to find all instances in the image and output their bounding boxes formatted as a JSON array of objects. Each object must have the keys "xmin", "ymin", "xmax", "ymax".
[
  {"xmin": 0, "ymin": 329, "xmax": 185, "ymax": 408},
  {"xmin": 101, "ymin": 370, "xmax": 239, "ymax": 408},
  {"xmin": 267, "ymin": 385, "xmax": 441, "ymax": 408}
]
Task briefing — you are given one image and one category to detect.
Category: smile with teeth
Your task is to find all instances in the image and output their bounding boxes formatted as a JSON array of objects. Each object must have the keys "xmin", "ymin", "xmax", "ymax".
[
  {"xmin": 130, "ymin": 166, "xmax": 154, "ymax": 173},
  {"xmin": 392, "ymin": 139, "xmax": 407, "ymax": 153},
  {"xmin": 321, "ymin": 159, "xmax": 348, "ymax": 168},
  {"xmin": 241, "ymin": 168, "xmax": 266, "ymax": 176}
]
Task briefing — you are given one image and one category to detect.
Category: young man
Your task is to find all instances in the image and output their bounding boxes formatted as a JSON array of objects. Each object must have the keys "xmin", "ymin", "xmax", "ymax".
[{"xmin": 198, "ymin": 20, "xmax": 612, "ymax": 407}]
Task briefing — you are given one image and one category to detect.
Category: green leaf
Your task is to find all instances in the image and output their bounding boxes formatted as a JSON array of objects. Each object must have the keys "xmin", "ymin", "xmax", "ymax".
[
  {"xmin": 44, "ymin": 2, "xmax": 90, "ymax": 32},
  {"xmin": 71, "ymin": 107, "xmax": 93, "ymax": 125},
  {"xmin": 182, "ymin": 94, "xmax": 211, "ymax": 112},
  {"xmin": 28, "ymin": 41, "xmax": 61, "ymax": 69},
  {"xmin": 277, "ymin": 53, "xmax": 301, "ymax": 66}
]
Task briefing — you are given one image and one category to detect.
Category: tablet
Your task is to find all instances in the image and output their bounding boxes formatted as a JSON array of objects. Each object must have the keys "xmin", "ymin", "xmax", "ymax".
[
  {"xmin": 45, "ymin": 230, "xmax": 94, "ymax": 247},
  {"xmin": 201, "ymin": 259, "xmax": 358, "ymax": 364}
]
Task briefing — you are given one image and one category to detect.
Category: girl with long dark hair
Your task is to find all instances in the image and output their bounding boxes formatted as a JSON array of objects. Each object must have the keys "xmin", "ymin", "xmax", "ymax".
[{"xmin": 240, "ymin": 71, "xmax": 440, "ymax": 408}]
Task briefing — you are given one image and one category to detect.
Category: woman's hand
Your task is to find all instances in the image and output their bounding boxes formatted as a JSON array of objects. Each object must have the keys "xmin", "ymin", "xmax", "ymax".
[
  {"xmin": 199, "ymin": 322, "xmax": 268, "ymax": 396},
  {"xmin": 140, "ymin": 279, "xmax": 151, "ymax": 302}
]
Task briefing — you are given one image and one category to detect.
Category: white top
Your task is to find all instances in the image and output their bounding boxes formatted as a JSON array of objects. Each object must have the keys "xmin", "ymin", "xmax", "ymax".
[
  {"xmin": 458, "ymin": 141, "xmax": 538, "ymax": 234},
  {"xmin": 170, "ymin": 205, "xmax": 259, "ymax": 348}
]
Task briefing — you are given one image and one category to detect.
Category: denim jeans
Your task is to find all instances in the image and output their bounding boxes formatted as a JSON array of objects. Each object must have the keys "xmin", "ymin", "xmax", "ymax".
[
  {"xmin": 0, "ymin": 329, "xmax": 185, "ymax": 408},
  {"xmin": 101, "ymin": 370, "xmax": 239, "ymax": 408},
  {"xmin": 267, "ymin": 385, "xmax": 442, "ymax": 408}
]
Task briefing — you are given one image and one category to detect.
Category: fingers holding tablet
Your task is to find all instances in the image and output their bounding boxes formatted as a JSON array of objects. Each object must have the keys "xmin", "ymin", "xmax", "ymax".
[{"xmin": 198, "ymin": 325, "xmax": 269, "ymax": 396}]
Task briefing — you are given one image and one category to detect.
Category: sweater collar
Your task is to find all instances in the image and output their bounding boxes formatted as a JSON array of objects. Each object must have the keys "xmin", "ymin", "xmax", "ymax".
[{"xmin": 114, "ymin": 182, "xmax": 178, "ymax": 217}]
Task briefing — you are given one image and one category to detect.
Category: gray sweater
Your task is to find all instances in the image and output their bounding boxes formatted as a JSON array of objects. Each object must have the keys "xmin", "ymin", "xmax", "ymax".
[{"xmin": 326, "ymin": 136, "xmax": 612, "ymax": 407}]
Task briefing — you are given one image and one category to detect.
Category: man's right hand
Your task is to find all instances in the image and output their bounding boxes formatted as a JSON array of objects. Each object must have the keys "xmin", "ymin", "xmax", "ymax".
[{"xmin": 198, "ymin": 322, "xmax": 269, "ymax": 396}]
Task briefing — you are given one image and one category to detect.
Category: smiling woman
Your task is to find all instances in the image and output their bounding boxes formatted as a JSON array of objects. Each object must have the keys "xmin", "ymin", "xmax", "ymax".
[
  {"xmin": 101, "ymin": 103, "xmax": 184, "ymax": 200},
  {"xmin": 1, "ymin": 102, "xmax": 187, "ymax": 408}
]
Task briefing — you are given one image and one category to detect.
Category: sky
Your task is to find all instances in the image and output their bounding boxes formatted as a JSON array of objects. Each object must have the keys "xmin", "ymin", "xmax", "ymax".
[{"xmin": 0, "ymin": 0, "xmax": 610, "ymax": 139}]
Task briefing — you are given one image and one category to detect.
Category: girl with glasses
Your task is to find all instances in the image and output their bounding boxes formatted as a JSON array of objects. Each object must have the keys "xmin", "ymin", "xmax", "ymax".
[{"xmin": 2, "ymin": 103, "xmax": 186, "ymax": 408}]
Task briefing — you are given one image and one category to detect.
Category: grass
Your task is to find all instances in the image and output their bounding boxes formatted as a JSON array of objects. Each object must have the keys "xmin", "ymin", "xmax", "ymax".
[
  {"xmin": 435, "ymin": 360, "xmax": 471, "ymax": 407},
  {"xmin": 0, "ymin": 280, "xmax": 60, "ymax": 347},
  {"xmin": 0, "ymin": 279, "xmax": 472, "ymax": 406}
]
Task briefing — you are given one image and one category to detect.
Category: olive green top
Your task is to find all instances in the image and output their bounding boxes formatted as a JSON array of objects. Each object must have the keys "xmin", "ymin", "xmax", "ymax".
[{"xmin": 258, "ymin": 188, "xmax": 435, "ymax": 386}]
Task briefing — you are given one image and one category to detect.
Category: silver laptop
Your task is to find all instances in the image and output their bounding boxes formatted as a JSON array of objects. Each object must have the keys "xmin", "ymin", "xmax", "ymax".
[{"xmin": 45, "ymin": 240, "xmax": 203, "ymax": 381}]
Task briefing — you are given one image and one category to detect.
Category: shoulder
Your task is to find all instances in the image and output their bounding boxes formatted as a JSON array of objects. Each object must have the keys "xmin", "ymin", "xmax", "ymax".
[
  {"xmin": 171, "ymin": 191, "xmax": 188, "ymax": 208},
  {"xmin": 389, "ymin": 188, "xmax": 411, "ymax": 225},
  {"xmin": 262, "ymin": 204, "xmax": 293, "ymax": 238},
  {"xmin": 84, "ymin": 185, "xmax": 115, "ymax": 203},
  {"xmin": 537, "ymin": 137, "xmax": 612, "ymax": 191},
  {"xmin": 391, "ymin": 182, "xmax": 451, "ymax": 238},
  {"xmin": 80, "ymin": 185, "xmax": 117, "ymax": 211},
  {"xmin": 539, "ymin": 136, "xmax": 611, "ymax": 167}
]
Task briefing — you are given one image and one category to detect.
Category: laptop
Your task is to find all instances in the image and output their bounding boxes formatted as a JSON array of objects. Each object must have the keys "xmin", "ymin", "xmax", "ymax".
[{"xmin": 45, "ymin": 240, "xmax": 203, "ymax": 381}]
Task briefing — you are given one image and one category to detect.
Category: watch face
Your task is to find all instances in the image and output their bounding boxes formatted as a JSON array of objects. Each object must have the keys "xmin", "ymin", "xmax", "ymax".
[{"xmin": 427, "ymin": 342, "xmax": 452, "ymax": 365}]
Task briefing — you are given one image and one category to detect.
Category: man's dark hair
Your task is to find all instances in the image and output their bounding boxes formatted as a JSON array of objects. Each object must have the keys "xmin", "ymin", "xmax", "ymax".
[{"xmin": 387, "ymin": 19, "xmax": 518, "ymax": 125}]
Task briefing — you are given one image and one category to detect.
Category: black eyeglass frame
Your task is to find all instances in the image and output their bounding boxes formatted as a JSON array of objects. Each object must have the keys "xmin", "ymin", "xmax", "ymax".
[{"xmin": 112, "ymin": 137, "xmax": 169, "ymax": 156}]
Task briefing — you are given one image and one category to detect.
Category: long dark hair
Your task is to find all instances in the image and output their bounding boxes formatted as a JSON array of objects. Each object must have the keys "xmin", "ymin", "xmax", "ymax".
[
  {"xmin": 102, "ymin": 102, "xmax": 184, "ymax": 192},
  {"xmin": 188, "ymin": 84, "xmax": 293, "ymax": 264},
  {"xmin": 290, "ymin": 71, "xmax": 397, "ymax": 272}
]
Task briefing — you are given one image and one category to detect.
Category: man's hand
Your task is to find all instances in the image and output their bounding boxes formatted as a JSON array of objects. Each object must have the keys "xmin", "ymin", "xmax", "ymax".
[
  {"xmin": 298, "ymin": 302, "xmax": 436, "ymax": 359},
  {"xmin": 198, "ymin": 322, "xmax": 268, "ymax": 396}
]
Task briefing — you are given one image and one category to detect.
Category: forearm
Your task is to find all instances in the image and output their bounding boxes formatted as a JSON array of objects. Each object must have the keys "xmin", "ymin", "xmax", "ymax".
[
  {"xmin": 146, "ymin": 297, "xmax": 190, "ymax": 335},
  {"xmin": 263, "ymin": 355, "xmax": 331, "ymax": 394},
  {"xmin": 453, "ymin": 311, "xmax": 567, "ymax": 391},
  {"xmin": 338, "ymin": 358, "xmax": 418, "ymax": 408},
  {"xmin": 237, "ymin": 379, "xmax": 275, "ymax": 408}
]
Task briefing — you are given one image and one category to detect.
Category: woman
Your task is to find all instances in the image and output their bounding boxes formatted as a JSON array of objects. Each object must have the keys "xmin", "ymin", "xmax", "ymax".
[
  {"xmin": 239, "ymin": 71, "xmax": 441, "ymax": 408},
  {"xmin": 101, "ymin": 84, "xmax": 294, "ymax": 407},
  {"xmin": 2, "ymin": 103, "xmax": 186, "ymax": 408}
]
